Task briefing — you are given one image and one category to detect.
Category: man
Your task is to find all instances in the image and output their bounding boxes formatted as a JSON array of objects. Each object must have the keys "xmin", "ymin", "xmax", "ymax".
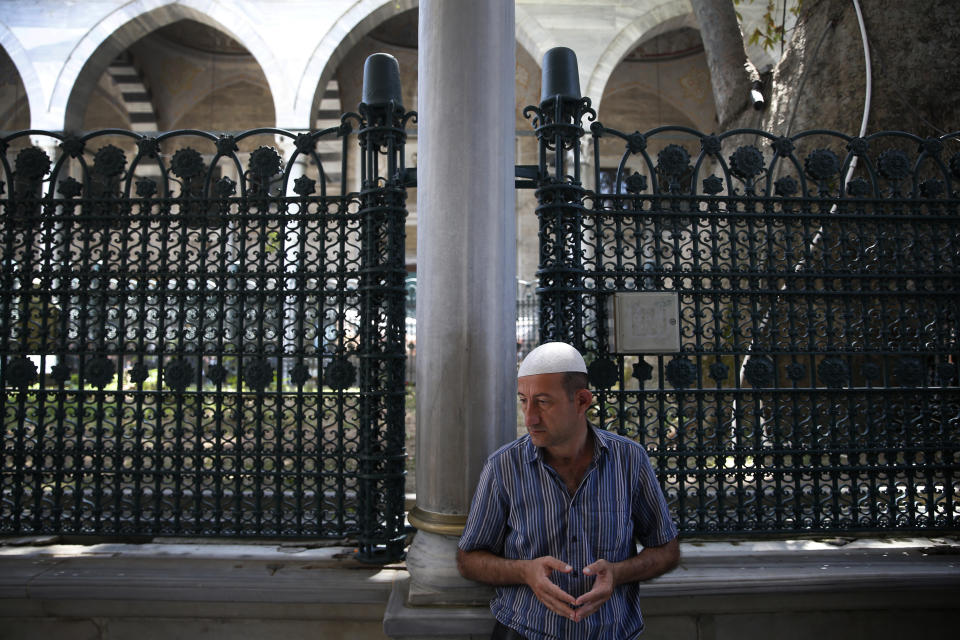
[{"xmin": 457, "ymin": 342, "xmax": 679, "ymax": 640}]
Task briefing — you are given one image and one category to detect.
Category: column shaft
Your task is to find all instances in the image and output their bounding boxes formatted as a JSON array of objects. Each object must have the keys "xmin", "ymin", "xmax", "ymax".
[{"xmin": 414, "ymin": 0, "xmax": 517, "ymax": 522}]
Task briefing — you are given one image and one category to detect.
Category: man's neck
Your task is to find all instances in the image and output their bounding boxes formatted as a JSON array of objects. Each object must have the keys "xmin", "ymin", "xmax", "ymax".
[{"xmin": 543, "ymin": 423, "xmax": 593, "ymax": 468}]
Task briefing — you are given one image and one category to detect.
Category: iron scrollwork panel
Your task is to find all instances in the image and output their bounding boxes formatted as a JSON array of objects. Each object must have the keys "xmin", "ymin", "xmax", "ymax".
[
  {"xmin": 529, "ymin": 116, "xmax": 960, "ymax": 536},
  {"xmin": 1, "ymin": 122, "xmax": 410, "ymax": 561}
]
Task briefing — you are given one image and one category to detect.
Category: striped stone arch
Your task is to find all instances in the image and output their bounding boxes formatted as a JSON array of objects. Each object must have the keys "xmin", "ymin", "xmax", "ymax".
[
  {"xmin": 295, "ymin": 0, "xmax": 418, "ymax": 129},
  {"xmin": 54, "ymin": 0, "xmax": 289, "ymax": 132},
  {"xmin": 514, "ymin": 4, "xmax": 555, "ymax": 77},
  {"xmin": 107, "ymin": 51, "xmax": 158, "ymax": 133},
  {"xmin": 0, "ymin": 22, "xmax": 43, "ymax": 129},
  {"xmin": 584, "ymin": 1, "xmax": 696, "ymax": 112},
  {"xmin": 297, "ymin": 0, "xmax": 547, "ymax": 128},
  {"xmin": 312, "ymin": 79, "xmax": 344, "ymax": 188}
]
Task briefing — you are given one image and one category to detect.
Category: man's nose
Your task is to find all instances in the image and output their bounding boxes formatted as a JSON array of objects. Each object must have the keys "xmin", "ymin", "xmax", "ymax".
[{"xmin": 524, "ymin": 404, "xmax": 539, "ymax": 426}]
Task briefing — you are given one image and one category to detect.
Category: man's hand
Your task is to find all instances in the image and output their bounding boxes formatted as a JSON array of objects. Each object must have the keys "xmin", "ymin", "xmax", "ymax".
[
  {"xmin": 572, "ymin": 559, "xmax": 616, "ymax": 622},
  {"xmin": 571, "ymin": 538, "xmax": 681, "ymax": 622},
  {"xmin": 521, "ymin": 556, "xmax": 578, "ymax": 620}
]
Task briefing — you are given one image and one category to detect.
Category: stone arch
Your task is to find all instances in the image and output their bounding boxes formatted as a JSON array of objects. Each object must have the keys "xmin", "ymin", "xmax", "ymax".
[
  {"xmin": 584, "ymin": 1, "xmax": 697, "ymax": 111},
  {"xmin": 297, "ymin": 0, "xmax": 546, "ymax": 128},
  {"xmin": 53, "ymin": 0, "xmax": 289, "ymax": 131},
  {"xmin": 514, "ymin": 5, "xmax": 554, "ymax": 75},
  {"xmin": 0, "ymin": 23, "xmax": 43, "ymax": 129},
  {"xmin": 106, "ymin": 52, "xmax": 159, "ymax": 132},
  {"xmin": 166, "ymin": 76, "xmax": 276, "ymax": 131},
  {"xmin": 296, "ymin": 0, "xmax": 418, "ymax": 129}
]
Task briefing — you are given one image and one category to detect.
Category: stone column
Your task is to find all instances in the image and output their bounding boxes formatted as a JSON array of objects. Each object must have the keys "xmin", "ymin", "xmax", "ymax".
[{"xmin": 405, "ymin": 0, "xmax": 517, "ymax": 605}]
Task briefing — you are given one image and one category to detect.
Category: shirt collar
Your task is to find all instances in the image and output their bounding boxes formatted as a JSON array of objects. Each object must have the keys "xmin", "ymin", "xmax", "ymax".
[{"xmin": 524, "ymin": 423, "xmax": 610, "ymax": 464}]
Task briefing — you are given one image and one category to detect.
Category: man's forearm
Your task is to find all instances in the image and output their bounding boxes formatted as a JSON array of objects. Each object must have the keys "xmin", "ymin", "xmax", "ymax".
[
  {"xmin": 457, "ymin": 548, "xmax": 528, "ymax": 586},
  {"xmin": 611, "ymin": 537, "xmax": 680, "ymax": 586}
]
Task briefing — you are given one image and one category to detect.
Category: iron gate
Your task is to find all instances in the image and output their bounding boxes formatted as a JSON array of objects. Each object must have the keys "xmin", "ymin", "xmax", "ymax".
[
  {"xmin": 527, "ymin": 96, "xmax": 960, "ymax": 536},
  {"xmin": 0, "ymin": 100, "xmax": 413, "ymax": 560}
]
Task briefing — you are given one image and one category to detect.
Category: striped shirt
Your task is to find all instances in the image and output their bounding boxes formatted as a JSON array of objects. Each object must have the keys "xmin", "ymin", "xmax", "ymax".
[{"xmin": 458, "ymin": 425, "xmax": 677, "ymax": 640}]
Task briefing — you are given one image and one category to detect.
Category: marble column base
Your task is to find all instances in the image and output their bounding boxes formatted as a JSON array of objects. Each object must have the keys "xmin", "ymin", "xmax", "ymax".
[
  {"xmin": 405, "ymin": 530, "xmax": 494, "ymax": 606},
  {"xmin": 384, "ymin": 575, "xmax": 495, "ymax": 639}
]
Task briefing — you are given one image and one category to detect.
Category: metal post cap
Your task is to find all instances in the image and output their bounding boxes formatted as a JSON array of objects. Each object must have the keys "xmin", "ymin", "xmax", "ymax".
[
  {"xmin": 362, "ymin": 53, "xmax": 403, "ymax": 107},
  {"xmin": 541, "ymin": 47, "xmax": 581, "ymax": 102}
]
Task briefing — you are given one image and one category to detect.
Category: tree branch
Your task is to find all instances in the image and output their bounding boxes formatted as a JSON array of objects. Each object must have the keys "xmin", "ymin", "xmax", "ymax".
[{"xmin": 690, "ymin": 0, "xmax": 758, "ymax": 127}]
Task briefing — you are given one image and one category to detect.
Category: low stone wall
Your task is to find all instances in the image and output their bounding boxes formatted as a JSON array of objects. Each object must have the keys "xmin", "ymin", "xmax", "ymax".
[
  {"xmin": 1, "ymin": 537, "xmax": 958, "ymax": 640},
  {"xmin": 0, "ymin": 540, "xmax": 399, "ymax": 640},
  {"xmin": 384, "ymin": 537, "xmax": 960, "ymax": 640}
]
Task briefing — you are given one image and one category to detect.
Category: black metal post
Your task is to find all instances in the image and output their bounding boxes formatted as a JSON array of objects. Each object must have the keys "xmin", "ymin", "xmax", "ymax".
[
  {"xmin": 523, "ymin": 47, "xmax": 595, "ymax": 350},
  {"xmin": 354, "ymin": 53, "xmax": 415, "ymax": 562}
]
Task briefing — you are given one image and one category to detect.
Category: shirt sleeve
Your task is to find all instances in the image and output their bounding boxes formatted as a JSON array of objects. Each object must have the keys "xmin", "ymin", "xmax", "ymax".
[
  {"xmin": 632, "ymin": 446, "xmax": 678, "ymax": 548},
  {"xmin": 457, "ymin": 457, "xmax": 509, "ymax": 553}
]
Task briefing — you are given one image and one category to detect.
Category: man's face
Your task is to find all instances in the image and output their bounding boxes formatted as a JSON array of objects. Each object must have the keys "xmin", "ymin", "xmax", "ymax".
[{"xmin": 518, "ymin": 372, "xmax": 591, "ymax": 451}]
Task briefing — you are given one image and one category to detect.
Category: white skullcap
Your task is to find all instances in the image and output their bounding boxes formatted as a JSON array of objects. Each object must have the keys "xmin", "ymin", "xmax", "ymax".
[{"xmin": 518, "ymin": 342, "xmax": 587, "ymax": 377}]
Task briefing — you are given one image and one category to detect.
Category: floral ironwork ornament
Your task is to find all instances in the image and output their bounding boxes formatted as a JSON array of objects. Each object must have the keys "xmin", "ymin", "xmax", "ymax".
[
  {"xmin": 164, "ymin": 358, "xmax": 195, "ymax": 391},
  {"xmin": 729, "ymin": 146, "xmax": 764, "ymax": 180},
  {"xmin": 170, "ymin": 148, "xmax": 205, "ymax": 180},
  {"xmin": 625, "ymin": 172, "xmax": 647, "ymax": 194},
  {"xmin": 128, "ymin": 363, "xmax": 150, "ymax": 385},
  {"xmin": 85, "ymin": 356, "xmax": 116, "ymax": 389},
  {"xmin": 774, "ymin": 175, "xmax": 798, "ymax": 197},
  {"xmin": 743, "ymin": 356, "xmax": 775, "ymax": 388},
  {"xmin": 5, "ymin": 356, "xmax": 38, "ymax": 387},
  {"xmin": 206, "ymin": 364, "xmax": 229, "ymax": 385},
  {"xmin": 324, "ymin": 357, "xmax": 356, "ymax": 390},
  {"xmin": 701, "ymin": 135, "xmax": 722, "ymax": 156},
  {"xmin": 293, "ymin": 175, "xmax": 316, "ymax": 197},
  {"xmin": 243, "ymin": 358, "xmax": 274, "ymax": 391},
  {"xmin": 58, "ymin": 177, "xmax": 83, "ymax": 198},
  {"xmin": 93, "ymin": 145, "xmax": 127, "ymax": 178},
  {"xmin": 587, "ymin": 358, "xmax": 618, "ymax": 389},
  {"xmin": 804, "ymin": 149, "xmax": 840, "ymax": 182},
  {"xmin": 657, "ymin": 145, "xmax": 691, "ymax": 180},
  {"xmin": 135, "ymin": 178, "xmax": 158, "ymax": 198},
  {"xmin": 14, "ymin": 147, "xmax": 51, "ymax": 182},
  {"xmin": 817, "ymin": 358, "xmax": 849, "ymax": 388},
  {"xmin": 665, "ymin": 357, "xmax": 697, "ymax": 389},
  {"xmin": 877, "ymin": 149, "xmax": 911, "ymax": 181},
  {"xmin": 703, "ymin": 175, "xmax": 724, "ymax": 195},
  {"xmin": 289, "ymin": 362, "xmax": 312, "ymax": 387},
  {"xmin": 249, "ymin": 146, "xmax": 282, "ymax": 179}
]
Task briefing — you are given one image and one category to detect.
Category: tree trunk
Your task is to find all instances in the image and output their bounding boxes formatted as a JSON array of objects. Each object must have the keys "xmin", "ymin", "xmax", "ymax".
[
  {"xmin": 741, "ymin": 0, "xmax": 959, "ymax": 137},
  {"xmin": 689, "ymin": 0, "xmax": 756, "ymax": 128}
]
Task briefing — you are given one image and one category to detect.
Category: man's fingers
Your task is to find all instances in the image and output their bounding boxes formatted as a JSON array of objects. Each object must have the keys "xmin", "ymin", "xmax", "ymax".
[
  {"xmin": 572, "ymin": 584, "xmax": 607, "ymax": 621},
  {"xmin": 534, "ymin": 576, "xmax": 575, "ymax": 606},
  {"xmin": 572, "ymin": 562, "xmax": 615, "ymax": 621},
  {"xmin": 572, "ymin": 601, "xmax": 602, "ymax": 622},
  {"xmin": 524, "ymin": 556, "xmax": 580, "ymax": 620},
  {"xmin": 574, "ymin": 584, "xmax": 605, "ymax": 607},
  {"xmin": 542, "ymin": 594, "xmax": 576, "ymax": 620},
  {"xmin": 543, "ymin": 557, "xmax": 572, "ymax": 574},
  {"xmin": 535, "ymin": 585, "xmax": 577, "ymax": 619},
  {"xmin": 581, "ymin": 558, "xmax": 608, "ymax": 576},
  {"xmin": 543, "ymin": 581, "xmax": 575, "ymax": 604}
]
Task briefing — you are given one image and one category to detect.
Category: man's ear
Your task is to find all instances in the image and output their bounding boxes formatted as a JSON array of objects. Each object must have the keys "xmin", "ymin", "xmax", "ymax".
[{"xmin": 575, "ymin": 388, "xmax": 593, "ymax": 414}]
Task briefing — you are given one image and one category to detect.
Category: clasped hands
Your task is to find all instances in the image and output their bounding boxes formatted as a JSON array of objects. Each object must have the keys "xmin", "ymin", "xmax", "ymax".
[{"xmin": 522, "ymin": 555, "xmax": 616, "ymax": 622}]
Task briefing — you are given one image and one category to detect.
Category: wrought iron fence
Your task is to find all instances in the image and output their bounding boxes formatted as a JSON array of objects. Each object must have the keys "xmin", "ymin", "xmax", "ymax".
[
  {"xmin": 1, "ymin": 107, "xmax": 412, "ymax": 560},
  {"xmin": 526, "ymin": 95, "xmax": 960, "ymax": 536}
]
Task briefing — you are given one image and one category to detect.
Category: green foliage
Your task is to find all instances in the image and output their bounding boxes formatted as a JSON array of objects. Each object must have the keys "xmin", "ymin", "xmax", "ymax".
[{"xmin": 734, "ymin": 0, "xmax": 803, "ymax": 52}]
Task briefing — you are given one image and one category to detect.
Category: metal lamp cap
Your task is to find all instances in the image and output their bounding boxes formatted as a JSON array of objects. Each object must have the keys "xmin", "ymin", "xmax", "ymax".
[
  {"xmin": 362, "ymin": 53, "xmax": 403, "ymax": 107},
  {"xmin": 541, "ymin": 47, "xmax": 581, "ymax": 103}
]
